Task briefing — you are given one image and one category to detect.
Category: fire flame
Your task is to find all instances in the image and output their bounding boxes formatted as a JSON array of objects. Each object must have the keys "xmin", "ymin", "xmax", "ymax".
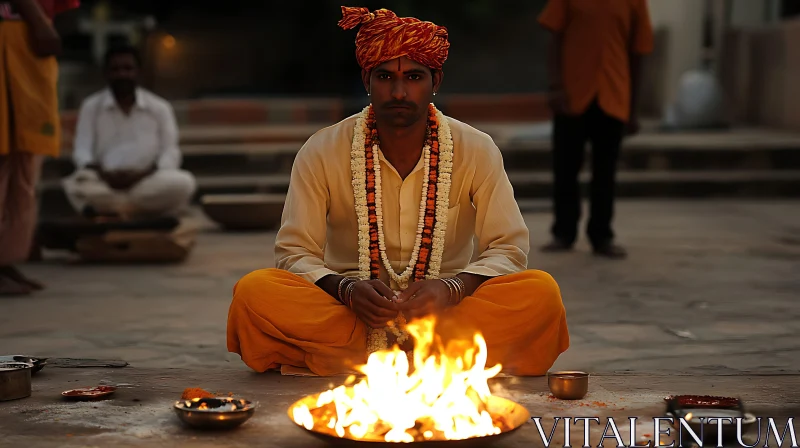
[{"xmin": 291, "ymin": 317, "xmax": 507, "ymax": 442}]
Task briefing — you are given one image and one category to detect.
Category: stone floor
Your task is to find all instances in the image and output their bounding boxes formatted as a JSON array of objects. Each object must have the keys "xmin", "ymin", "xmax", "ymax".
[
  {"xmin": 1, "ymin": 199, "xmax": 799, "ymax": 446},
  {"xmin": 1, "ymin": 369, "xmax": 799, "ymax": 447},
  {"xmin": 2, "ymin": 199, "xmax": 799, "ymax": 374}
]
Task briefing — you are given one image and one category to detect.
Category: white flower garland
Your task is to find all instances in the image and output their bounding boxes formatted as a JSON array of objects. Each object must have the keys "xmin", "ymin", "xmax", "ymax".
[
  {"xmin": 350, "ymin": 104, "xmax": 454, "ymax": 354},
  {"xmin": 350, "ymin": 104, "xmax": 454, "ymax": 288},
  {"xmin": 427, "ymin": 107, "xmax": 454, "ymax": 280},
  {"xmin": 350, "ymin": 111, "xmax": 372, "ymax": 281},
  {"xmin": 372, "ymin": 141, "xmax": 431, "ymax": 290}
]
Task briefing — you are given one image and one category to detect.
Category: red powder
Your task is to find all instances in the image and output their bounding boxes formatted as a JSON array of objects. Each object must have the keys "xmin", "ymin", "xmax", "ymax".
[
  {"xmin": 668, "ymin": 395, "xmax": 739, "ymax": 408},
  {"xmin": 181, "ymin": 387, "xmax": 214, "ymax": 400}
]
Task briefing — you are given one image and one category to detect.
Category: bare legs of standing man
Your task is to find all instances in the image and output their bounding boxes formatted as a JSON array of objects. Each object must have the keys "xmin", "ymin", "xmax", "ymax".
[{"xmin": 541, "ymin": 100, "xmax": 627, "ymax": 259}]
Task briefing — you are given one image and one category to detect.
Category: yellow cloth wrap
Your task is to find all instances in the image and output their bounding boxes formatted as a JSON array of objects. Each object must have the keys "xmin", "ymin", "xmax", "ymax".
[{"xmin": 0, "ymin": 21, "xmax": 60, "ymax": 157}]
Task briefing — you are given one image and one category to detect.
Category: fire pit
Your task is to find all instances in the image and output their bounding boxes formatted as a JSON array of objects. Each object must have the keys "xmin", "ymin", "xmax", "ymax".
[{"xmin": 287, "ymin": 318, "xmax": 530, "ymax": 446}]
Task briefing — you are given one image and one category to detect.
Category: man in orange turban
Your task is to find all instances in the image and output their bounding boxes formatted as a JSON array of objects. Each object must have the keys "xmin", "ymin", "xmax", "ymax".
[
  {"xmin": 227, "ymin": 7, "xmax": 570, "ymax": 377},
  {"xmin": 337, "ymin": 6, "xmax": 450, "ymax": 72}
]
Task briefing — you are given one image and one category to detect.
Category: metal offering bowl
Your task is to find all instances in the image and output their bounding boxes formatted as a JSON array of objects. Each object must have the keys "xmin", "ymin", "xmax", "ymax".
[
  {"xmin": 174, "ymin": 397, "xmax": 257, "ymax": 430},
  {"xmin": 0, "ymin": 362, "xmax": 33, "ymax": 402},
  {"xmin": 287, "ymin": 392, "xmax": 530, "ymax": 447},
  {"xmin": 0, "ymin": 356, "xmax": 46, "ymax": 374},
  {"xmin": 62, "ymin": 385, "xmax": 117, "ymax": 401},
  {"xmin": 667, "ymin": 409, "xmax": 757, "ymax": 442},
  {"xmin": 665, "ymin": 395, "xmax": 755, "ymax": 442},
  {"xmin": 547, "ymin": 371, "xmax": 589, "ymax": 400}
]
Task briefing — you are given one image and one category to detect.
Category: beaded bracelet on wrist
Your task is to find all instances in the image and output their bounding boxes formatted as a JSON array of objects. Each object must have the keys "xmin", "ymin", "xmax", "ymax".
[
  {"xmin": 337, "ymin": 277, "xmax": 359, "ymax": 307},
  {"xmin": 344, "ymin": 279, "xmax": 358, "ymax": 309},
  {"xmin": 454, "ymin": 277, "xmax": 466, "ymax": 304},
  {"xmin": 440, "ymin": 277, "xmax": 466, "ymax": 306},
  {"xmin": 337, "ymin": 278, "xmax": 348, "ymax": 304},
  {"xmin": 441, "ymin": 278, "xmax": 455, "ymax": 301}
]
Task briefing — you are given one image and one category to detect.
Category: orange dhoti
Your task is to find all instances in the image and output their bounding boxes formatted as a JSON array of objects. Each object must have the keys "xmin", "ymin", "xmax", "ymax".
[
  {"xmin": 0, "ymin": 20, "xmax": 59, "ymax": 266},
  {"xmin": 226, "ymin": 269, "xmax": 570, "ymax": 376}
]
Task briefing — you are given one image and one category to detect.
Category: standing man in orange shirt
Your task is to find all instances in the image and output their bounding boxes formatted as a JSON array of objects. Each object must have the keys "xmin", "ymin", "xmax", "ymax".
[{"xmin": 538, "ymin": 0, "xmax": 653, "ymax": 259}]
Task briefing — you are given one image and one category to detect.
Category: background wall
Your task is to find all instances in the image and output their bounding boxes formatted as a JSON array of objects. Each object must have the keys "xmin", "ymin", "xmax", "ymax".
[{"xmin": 54, "ymin": 0, "xmax": 800, "ymax": 130}]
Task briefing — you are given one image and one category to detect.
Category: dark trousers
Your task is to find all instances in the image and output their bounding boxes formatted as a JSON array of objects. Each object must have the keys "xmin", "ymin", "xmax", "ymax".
[{"xmin": 550, "ymin": 100, "xmax": 624, "ymax": 247}]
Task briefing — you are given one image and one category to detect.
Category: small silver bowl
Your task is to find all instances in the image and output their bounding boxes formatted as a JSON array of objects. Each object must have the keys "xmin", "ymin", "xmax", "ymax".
[
  {"xmin": 547, "ymin": 371, "xmax": 589, "ymax": 400},
  {"xmin": 0, "ymin": 356, "xmax": 47, "ymax": 374},
  {"xmin": 174, "ymin": 397, "xmax": 257, "ymax": 430},
  {"xmin": 0, "ymin": 362, "xmax": 33, "ymax": 402}
]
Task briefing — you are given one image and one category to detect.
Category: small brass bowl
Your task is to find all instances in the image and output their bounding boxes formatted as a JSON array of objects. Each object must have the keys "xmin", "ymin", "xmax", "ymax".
[
  {"xmin": 547, "ymin": 371, "xmax": 589, "ymax": 400},
  {"xmin": 174, "ymin": 397, "xmax": 256, "ymax": 430}
]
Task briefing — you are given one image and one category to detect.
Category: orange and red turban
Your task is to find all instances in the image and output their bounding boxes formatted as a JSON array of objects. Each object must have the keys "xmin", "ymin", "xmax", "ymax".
[{"xmin": 338, "ymin": 6, "xmax": 450, "ymax": 72}]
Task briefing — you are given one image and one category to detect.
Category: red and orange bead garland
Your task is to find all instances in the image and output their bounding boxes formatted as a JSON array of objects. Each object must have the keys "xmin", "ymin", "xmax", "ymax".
[{"xmin": 350, "ymin": 103, "xmax": 454, "ymax": 354}]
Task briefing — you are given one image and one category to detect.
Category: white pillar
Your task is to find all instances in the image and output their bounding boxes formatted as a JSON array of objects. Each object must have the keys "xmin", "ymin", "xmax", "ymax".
[
  {"xmin": 92, "ymin": 1, "xmax": 109, "ymax": 66},
  {"xmin": 730, "ymin": 0, "xmax": 775, "ymax": 27},
  {"xmin": 647, "ymin": 0, "xmax": 706, "ymax": 107},
  {"xmin": 710, "ymin": 0, "xmax": 728, "ymax": 76}
]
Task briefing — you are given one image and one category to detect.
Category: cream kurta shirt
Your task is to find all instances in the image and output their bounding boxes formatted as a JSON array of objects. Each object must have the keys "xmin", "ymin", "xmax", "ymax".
[{"xmin": 275, "ymin": 114, "xmax": 530, "ymax": 288}]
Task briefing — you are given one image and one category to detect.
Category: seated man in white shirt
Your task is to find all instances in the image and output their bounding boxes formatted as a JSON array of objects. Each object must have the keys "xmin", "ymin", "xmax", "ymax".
[{"xmin": 63, "ymin": 45, "xmax": 196, "ymax": 219}]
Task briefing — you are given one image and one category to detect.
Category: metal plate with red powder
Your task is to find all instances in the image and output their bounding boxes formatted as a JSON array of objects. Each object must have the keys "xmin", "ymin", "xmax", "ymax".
[
  {"xmin": 61, "ymin": 386, "xmax": 117, "ymax": 400},
  {"xmin": 665, "ymin": 394, "xmax": 742, "ymax": 409}
]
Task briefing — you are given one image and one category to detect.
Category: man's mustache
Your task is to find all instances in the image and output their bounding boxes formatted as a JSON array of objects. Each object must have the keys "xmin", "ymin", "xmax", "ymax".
[
  {"xmin": 111, "ymin": 79, "xmax": 136, "ymax": 88},
  {"xmin": 382, "ymin": 101, "xmax": 416, "ymax": 109}
]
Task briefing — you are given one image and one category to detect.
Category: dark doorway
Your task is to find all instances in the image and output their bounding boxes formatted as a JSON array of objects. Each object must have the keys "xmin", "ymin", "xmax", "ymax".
[{"xmin": 782, "ymin": 0, "xmax": 800, "ymax": 18}]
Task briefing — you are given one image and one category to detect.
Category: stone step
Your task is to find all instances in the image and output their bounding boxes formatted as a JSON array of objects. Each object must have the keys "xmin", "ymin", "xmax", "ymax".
[
  {"xmin": 58, "ymin": 121, "xmax": 800, "ymax": 151},
  {"xmin": 58, "ymin": 94, "xmax": 551, "ymax": 130},
  {"xmin": 179, "ymin": 143, "xmax": 800, "ymax": 173},
  {"xmin": 38, "ymin": 170, "xmax": 800, "ymax": 218},
  {"xmin": 42, "ymin": 141, "xmax": 800, "ymax": 180}
]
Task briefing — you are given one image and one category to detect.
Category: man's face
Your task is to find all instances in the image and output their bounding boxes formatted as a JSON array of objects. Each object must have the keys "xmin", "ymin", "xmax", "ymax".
[
  {"xmin": 106, "ymin": 53, "xmax": 139, "ymax": 95},
  {"xmin": 362, "ymin": 57, "xmax": 443, "ymax": 128}
]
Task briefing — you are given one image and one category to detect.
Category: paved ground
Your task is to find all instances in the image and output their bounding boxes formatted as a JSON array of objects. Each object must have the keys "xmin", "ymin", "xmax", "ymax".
[
  {"xmin": 1, "ymin": 199, "xmax": 799, "ymax": 446},
  {"xmin": 1, "ymin": 200, "xmax": 799, "ymax": 373},
  {"xmin": 2, "ymin": 370, "xmax": 799, "ymax": 447}
]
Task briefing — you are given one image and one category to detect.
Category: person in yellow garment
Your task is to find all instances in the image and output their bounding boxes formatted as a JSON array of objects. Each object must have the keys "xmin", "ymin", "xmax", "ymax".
[
  {"xmin": 227, "ymin": 6, "xmax": 570, "ymax": 376},
  {"xmin": 0, "ymin": 0, "xmax": 79, "ymax": 295}
]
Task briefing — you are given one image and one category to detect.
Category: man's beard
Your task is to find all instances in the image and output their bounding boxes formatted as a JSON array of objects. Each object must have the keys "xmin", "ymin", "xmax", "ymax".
[
  {"xmin": 376, "ymin": 101, "xmax": 424, "ymax": 128},
  {"xmin": 110, "ymin": 79, "xmax": 136, "ymax": 96}
]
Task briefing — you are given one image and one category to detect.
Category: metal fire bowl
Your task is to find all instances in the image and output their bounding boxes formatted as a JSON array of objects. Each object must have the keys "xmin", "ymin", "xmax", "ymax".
[
  {"xmin": 174, "ymin": 397, "xmax": 257, "ymax": 430},
  {"xmin": 0, "ymin": 356, "xmax": 47, "ymax": 374},
  {"xmin": 0, "ymin": 362, "xmax": 33, "ymax": 402},
  {"xmin": 287, "ymin": 393, "xmax": 530, "ymax": 447}
]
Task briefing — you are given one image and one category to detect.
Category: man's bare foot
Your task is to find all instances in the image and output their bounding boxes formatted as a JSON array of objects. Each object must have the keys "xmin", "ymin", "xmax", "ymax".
[
  {"xmin": 0, "ymin": 275, "xmax": 33, "ymax": 296},
  {"xmin": 0, "ymin": 266, "xmax": 44, "ymax": 290}
]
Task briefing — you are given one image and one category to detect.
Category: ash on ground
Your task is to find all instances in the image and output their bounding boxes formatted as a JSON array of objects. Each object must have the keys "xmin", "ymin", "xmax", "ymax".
[{"xmin": 21, "ymin": 400, "xmax": 177, "ymax": 439}]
